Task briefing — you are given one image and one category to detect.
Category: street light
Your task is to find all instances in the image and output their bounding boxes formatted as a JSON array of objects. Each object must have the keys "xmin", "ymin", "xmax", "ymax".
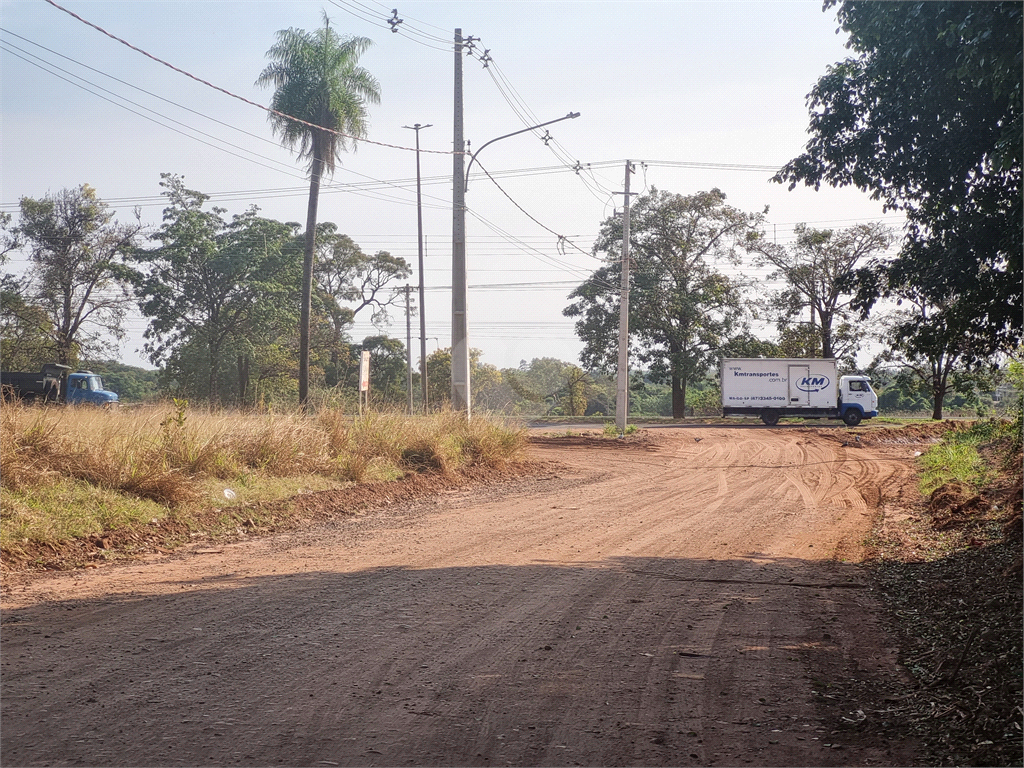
[{"xmin": 450, "ymin": 111, "xmax": 580, "ymax": 416}]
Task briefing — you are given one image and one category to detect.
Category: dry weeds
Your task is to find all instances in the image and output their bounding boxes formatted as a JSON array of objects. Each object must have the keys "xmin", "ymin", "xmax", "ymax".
[{"xmin": 0, "ymin": 402, "xmax": 527, "ymax": 555}]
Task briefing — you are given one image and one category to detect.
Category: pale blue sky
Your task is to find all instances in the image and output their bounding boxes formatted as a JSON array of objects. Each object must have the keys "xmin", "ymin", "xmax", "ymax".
[{"xmin": 1, "ymin": 1, "xmax": 900, "ymax": 370}]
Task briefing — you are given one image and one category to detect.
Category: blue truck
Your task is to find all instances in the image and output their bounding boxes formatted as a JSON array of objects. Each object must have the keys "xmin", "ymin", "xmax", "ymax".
[{"xmin": 0, "ymin": 364, "xmax": 119, "ymax": 406}]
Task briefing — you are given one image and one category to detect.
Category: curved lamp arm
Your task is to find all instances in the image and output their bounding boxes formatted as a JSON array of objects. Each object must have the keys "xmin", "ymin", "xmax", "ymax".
[{"xmin": 464, "ymin": 112, "xmax": 580, "ymax": 189}]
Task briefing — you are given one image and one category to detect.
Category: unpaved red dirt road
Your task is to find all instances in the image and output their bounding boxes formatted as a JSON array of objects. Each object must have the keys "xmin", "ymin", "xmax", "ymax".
[{"xmin": 2, "ymin": 427, "xmax": 924, "ymax": 766}]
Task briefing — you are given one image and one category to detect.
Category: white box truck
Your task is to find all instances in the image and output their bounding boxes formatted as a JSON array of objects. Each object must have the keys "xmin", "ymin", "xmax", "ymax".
[{"xmin": 720, "ymin": 358, "xmax": 878, "ymax": 426}]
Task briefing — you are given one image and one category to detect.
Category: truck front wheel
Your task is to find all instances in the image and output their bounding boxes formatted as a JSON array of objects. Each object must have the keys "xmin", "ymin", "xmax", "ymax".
[
  {"xmin": 842, "ymin": 409, "xmax": 862, "ymax": 427},
  {"xmin": 760, "ymin": 410, "xmax": 780, "ymax": 426}
]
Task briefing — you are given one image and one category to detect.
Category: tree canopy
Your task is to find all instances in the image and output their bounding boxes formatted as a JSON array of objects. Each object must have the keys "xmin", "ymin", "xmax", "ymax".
[
  {"xmin": 775, "ymin": 1, "xmax": 1022, "ymax": 361},
  {"xmin": 134, "ymin": 175, "xmax": 302, "ymax": 404},
  {"xmin": 745, "ymin": 222, "xmax": 894, "ymax": 363},
  {"xmin": 7, "ymin": 185, "xmax": 142, "ymax": 366},
  {"xmin": 565, "ymin": 188, "xmax": 762, "ymax": 418}
]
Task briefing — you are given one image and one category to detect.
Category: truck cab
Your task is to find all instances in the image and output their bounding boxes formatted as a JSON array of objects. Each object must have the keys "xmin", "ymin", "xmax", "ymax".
[
  {"xmin": 837, "ymin": 375, "xmax": 877, "ymax": 426},
  {"xmin": 66, "ymin": 371, "xmax": 119, "ymax": 407}
]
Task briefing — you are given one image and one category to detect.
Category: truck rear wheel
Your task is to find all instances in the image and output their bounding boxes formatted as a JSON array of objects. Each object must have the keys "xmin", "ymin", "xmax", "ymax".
[
  {"xmin": 842, "ymin": 409, "xmax": 862, "ymax": 426},
  {"xmin": 760, "ymin": 410, "xmax": 780, "ymax": 426}
]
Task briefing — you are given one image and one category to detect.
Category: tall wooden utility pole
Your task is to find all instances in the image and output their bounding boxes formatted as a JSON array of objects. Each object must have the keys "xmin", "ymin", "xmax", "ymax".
[
  {"xmin": 451, "ymin": 29, "xmax": 471, "ymax": 417},
  {"xmin": 615, "ymin": 160, "xmax": 634, "ymax": 433},
  {"xmin": 403, "ymin": 123, "xmax": 432, "ymax": 413}
]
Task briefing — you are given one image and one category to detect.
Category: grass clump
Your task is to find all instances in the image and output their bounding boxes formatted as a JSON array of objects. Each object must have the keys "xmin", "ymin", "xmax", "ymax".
[
  {"xmin": 0, "ymin": 401, "xmax": 527, "ymax": 553},
  {"xmin": 918, "ymin": 419, "xmax": 1009, "ymax": 495},
  {"xmin": 601, "ymin": 422, "xmax": 639, "ymax": 437}
]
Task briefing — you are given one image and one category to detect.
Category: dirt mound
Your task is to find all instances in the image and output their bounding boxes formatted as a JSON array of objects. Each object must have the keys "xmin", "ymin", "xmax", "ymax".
[
  {"xmin": 927, "ymin": 481, "xmax": 989, "ymax": 530},
  {"xmin": 528, "ymin": 429, "xmax": 660, "ymax": 451}
]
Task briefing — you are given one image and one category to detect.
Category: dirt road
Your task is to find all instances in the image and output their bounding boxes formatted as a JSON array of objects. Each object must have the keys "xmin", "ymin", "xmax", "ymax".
[{"xmin": 2, "ymin": 427, "xmax": 923, "ymax": 766}]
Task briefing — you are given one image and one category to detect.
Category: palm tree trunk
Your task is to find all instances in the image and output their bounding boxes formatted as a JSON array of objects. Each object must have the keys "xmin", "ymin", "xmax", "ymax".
[{"xmin": 299, "ymin": 146, "xmax": 324, "ymax": 408}]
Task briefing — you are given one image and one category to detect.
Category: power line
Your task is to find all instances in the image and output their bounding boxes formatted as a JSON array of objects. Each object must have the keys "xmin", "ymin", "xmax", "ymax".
[
  {"xmin": 473, "ymin": 158, "xmax": 595, "ymax": 260},
  {"xmin": 0, "ymin": 39, "xmax": 440, "ymax": 213},
  {"xmin": 0, "ymin": 42, "xmax": 312, "ymax": 181},
  {"xmin": 41, "ymin": 0, "xmax": 457, "ymax": 156},
  {"xmin": 328, "ymin": 0, "xmax": 453, "ymax": 53}
]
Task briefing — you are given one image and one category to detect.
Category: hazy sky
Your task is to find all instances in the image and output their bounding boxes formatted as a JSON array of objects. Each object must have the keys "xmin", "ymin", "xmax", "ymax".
[{"xmin": 1, "ymin": 0, "xmax": 902, "ymax": 371}]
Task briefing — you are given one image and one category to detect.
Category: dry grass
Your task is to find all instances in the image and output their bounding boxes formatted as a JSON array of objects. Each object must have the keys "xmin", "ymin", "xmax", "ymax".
[{"xmin": 0, "ymin": 401, "xmax": 527, "ymax": 552}]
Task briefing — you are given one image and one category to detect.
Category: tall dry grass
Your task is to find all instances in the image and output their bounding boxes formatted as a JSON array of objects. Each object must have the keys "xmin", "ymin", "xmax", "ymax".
[{"xmin": 0, "ymin": 401, "xmax": 527, "ymax": 550}]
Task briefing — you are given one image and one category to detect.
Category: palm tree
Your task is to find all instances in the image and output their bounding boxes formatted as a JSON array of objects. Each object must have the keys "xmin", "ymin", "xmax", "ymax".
[{"xmin": 256, "ymin": 16, "xmax": 380, "ymax": 406}]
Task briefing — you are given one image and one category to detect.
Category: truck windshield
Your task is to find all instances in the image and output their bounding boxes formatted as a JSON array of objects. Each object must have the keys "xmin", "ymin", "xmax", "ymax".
[{"xmin": 79, "ymin": 376, "xmax": 103, "ymax": 391}]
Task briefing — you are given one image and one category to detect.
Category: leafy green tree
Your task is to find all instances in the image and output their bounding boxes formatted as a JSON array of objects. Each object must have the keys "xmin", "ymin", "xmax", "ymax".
[
  {"xmin": 9, "ymin": 185, "xmax": 142, "ymax": 366},
  {"xmin": 565, "ymin": 188, "xmax": 762, "ymax": 418},
  {"xmin": 0, "ymin": 212, "xmax": 14, "ymax": 256},
  {"xmin": 257, "ymin": 16, "xmax": 381, "ymax": 407},
  {"xmin": 776, "ymin": 1, "xmax": 1022, "ymax": 361},
  {"xmin": 745, "ymin": 223, "xmax": 894, "ymax": 361},
  {"xmin": 135, "ymin": 175, "xmax": 301, "ymax": 403},
  {"xmin": 504, "ymin": 357, "xmax": 592, "ymax": 416},
  {"xmin": 314, "ymin": 226, "xmax": 411, "ymax": 326},
  {"xmin": 310, "ymin": 223, "xmax": 411, "ymax": 384},
  {"xmin": 875, "ymin": 290, "xmax": 989, "ymax": 420},
  {"xmin": 719, "ymin": 332, "xmax": 783, "ymax": 361},
  {"xmin": 425, "ymin": 347, "xmax": 504, "ymax": 411},
  {"xmin": 0, "ymin": 293, "xmax": 55, "ymax": 371},
  {"xmin": 352, "ymin": 335, "xmax": 408, "ymax": 405}
]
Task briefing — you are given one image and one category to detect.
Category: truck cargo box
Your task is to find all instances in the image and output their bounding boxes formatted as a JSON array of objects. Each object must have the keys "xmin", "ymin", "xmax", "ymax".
[{"xmin": 720, "ymin": 358, "xmax": 838, "ymax": 409}]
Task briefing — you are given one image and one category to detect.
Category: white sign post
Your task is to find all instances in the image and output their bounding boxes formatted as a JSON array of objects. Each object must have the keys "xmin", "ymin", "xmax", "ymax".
[{"xmin": 358, "ymin": 350, "xmax": 371, "ymax": 416}]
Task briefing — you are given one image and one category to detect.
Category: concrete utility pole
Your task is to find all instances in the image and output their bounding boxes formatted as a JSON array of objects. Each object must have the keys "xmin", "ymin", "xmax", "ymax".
[
  {"xmin": 449, "ymin": 27, "xmax": 578, "ymax": 418},
  {"xmin": 405, "ymin": 284, "xmax": 413, "ymax": 415},
  {"xmin": 615, "ymin": 160, "xmax": 634, "ymax": 433},
  {"xmin": 451, "ymin": 29, "xmax": 471, "ymax": 416},
  {"xmin": 403, "ymin": 122, "xmax": 432, "ymax": 413}
]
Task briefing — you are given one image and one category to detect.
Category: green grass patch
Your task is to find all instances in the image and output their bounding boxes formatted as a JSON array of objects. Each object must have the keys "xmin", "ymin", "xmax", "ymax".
[
  {"xmin": 918, "ymin": 442, "xmax": 989, "ymax": 495},
  {"xmin": 0, "ymin": 479, "xmax": 168, "ymax": 551},
  {"xmin": 917, "ymin": 419, "xmax": 1013, "ymax": 495},
  {"xmin": 601, "ymin": 422, "xmax": 640, "ymax": 437}
]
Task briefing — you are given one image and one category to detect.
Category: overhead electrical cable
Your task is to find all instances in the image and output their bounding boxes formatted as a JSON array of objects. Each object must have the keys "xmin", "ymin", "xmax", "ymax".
[
  {"xmin": 1, "ymin": 27, "xmax": 300, "ymax": 156},
  {"xmin": 363, "ymin": 0, "xmax": 453, "ymax": 37},
  {"xmin": 464, "ymin": 207, "xmax": 618, "ymax": 294},
  {"xmin": 3, "ymin": 26, "xmax": 443, "ymax": 215},
  {"xmin": 41, "ymin": 0, "xmax": 457, "ymax": 156},
  {"xmin": 0, "ymin": 42, "xmax": 317, "ymax": 182},
  {"xmin": 0, "ymin": 32, "xmax": 462, "ymax": 213},
  {"xmin": 327, "ymin": 0, "xmax": 453, "ymax": 52},
  {"xmin": 0, "ymin": 43, "xmax": 428, "ymax": 213},
  {"xmin": 473, "ymin": 158, "xmax": 596, "ymax": 261}
]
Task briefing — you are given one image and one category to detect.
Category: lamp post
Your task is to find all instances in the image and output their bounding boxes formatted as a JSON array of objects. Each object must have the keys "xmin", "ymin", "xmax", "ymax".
[
  {"xmin": 450, "ymin": 110, "xmax": 580, "ymax": 416},
  {"xmin": 402, "ymin": 122, "xmax": 432, "ymax": 413}
]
